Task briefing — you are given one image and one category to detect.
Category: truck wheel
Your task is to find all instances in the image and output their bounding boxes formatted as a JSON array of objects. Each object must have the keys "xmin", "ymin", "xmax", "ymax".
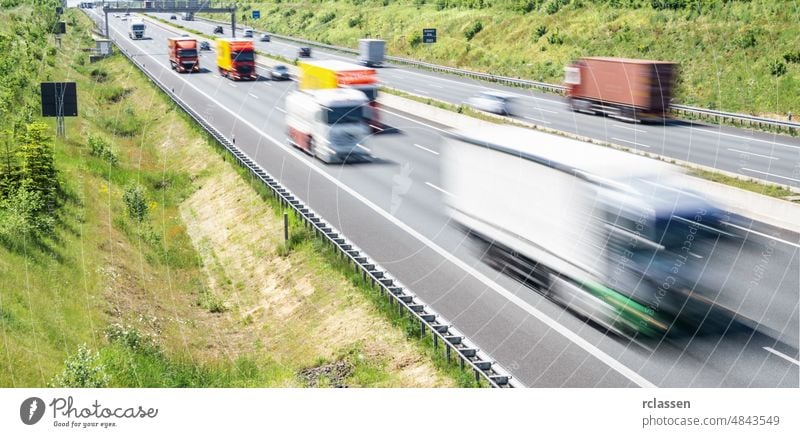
[{"xmin": 308, "ymin": 137, "xmax": 317, "ymax": 158}]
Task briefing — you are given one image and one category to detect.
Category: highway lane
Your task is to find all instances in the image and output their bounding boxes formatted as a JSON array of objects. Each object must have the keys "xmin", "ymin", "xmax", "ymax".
[
  {"xmin": 151, "ymin": 13, "xmax": 800, "ymax": 189},
  {"xmin": 91, "ymin": 10, "xmax": 799, "ymax": 387}
]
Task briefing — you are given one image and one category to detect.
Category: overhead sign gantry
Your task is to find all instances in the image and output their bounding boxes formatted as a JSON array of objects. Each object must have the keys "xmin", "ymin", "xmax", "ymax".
[{"xmin": 101, "ymin": 1, "xmax": 237, "ymax": 37}]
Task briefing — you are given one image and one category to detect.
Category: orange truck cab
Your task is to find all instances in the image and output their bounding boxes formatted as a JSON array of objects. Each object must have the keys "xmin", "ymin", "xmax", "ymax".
[
  {"xmin": 216, "ymin": 39, "xmax": 257, "ymax": 80},
  {"xmin": 167, "ymin": 37, "xmax": 200, "ymax": 73}
]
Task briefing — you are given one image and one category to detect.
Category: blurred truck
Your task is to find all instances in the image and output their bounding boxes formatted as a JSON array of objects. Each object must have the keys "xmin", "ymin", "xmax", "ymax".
[
  {"xmin": 167, "ymin": 37, "xmax": 200, "ymax": 73},
  {"xmin": 285, "ymin": 89, "xmax": 371, "ymax": 163},
  {"xmin": 358, "ymin": 39, "xmax": 385, "ymax": 67},
  {"xmin": 216, "ymin": 39, "xmax": 257, "ymax": 80},
  {"xmin": 442, "ymin": 125, "xmax": 733, "ymax": 338},
  {"xmin": 564, "ymin": 57, "xmax": 678, "ymax": 122},
  {"xmin": 128, "ymin": 18, "xmax": 146, "ymax": 39},
  {"xmin": 298, "ymin": 60, "xmax": 382, "ymax": 131}
]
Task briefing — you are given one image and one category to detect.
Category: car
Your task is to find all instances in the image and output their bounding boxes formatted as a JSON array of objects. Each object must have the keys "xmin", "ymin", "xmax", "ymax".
[
  {"xmin": 465, "ymin": 91, "xmax": 519, "ymax": 116},
  {"xmin": 180, "ymin": 33, "xmax": 190, "ymax": 37},
  {"xmin": 259, "ymin": 33, "xmax": 271, "ymax": 42},
  {"xmin": 298, "ymin": 47, "xmax": 311, "ymax": 58},
  {"xmin": 213, "ymin": 26, "xmax": 224, "ymax": 34},
  {"xmin": 169, "ymin": 14, "xmax": 177, "ymax": 20},
  {"xmin": 121, "ymin": 16, "xmax": 128, "ymax": 21},
  {"xmin": 243, "ymin": 28, "xmax": 254, "ymax": 38},
  {"xmin": 199, "ymin": 41, "xmax": 211, "ymax": 51},
  {"xmin": 269, "ymin": 65, "xmax": 290, "ymax": 80},
  {"xmin": 113, "ymin": 13, "xmax": 119, "ymax": 18}
]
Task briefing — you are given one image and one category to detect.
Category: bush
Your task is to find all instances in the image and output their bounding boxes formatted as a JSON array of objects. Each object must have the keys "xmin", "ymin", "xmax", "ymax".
[
  {"xmin": 547, "ymin": 31, "xmax": 565, "ymax": 45},
  {"xmin": 49, "ymin": 344, "xmax": 109, "ymax": 388},
  {"xmin": 347, "ymin": 15, "xmax": 363, "ymax": 28},
  {"xmin": 464, "ymin": 21, "xmax": 483, "ymax": 41},
  {"xmin": 0, "ymin": 185, "xmax": 54, "ymax": 242},
  {"xmin": 87, "ymin": 135, "xmax": 119, "ymax": 166},
  {"xmin": 784, "ymin": 51, "xmax": 800, "ymax": 64},
  {"xmin": 734, "ymin": 30, "xmax": 757, "ymax": 49},
  {"xmin": 123, "ymin": 184, "xmax": 148, "ymax": 222},
  {"xmin": 105, "ymin": 323, "xmax": 158, "ymax": 353},
  {"xmin": 534, "ymin": 24, "xmax": 548, "ymax": 39},
  {"xmin": 545, "ymin": 0, "xmax": 570, "ymax": 14},
  {"xmin": 769, "ymin": 60, "xmax": 787, "ymax": 77},
  {"xmin": 319, "ymin": 12, "xmax": 336, "ymax": 24},
  {"xmin": 89, "ymin": 67, "xmax": 109, "ymax": 83}
]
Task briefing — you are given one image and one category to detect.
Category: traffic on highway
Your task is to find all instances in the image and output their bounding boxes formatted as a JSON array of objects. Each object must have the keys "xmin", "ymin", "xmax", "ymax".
[{"xmin": 85, "ymin": 7, "xmax": 798, "ymax": 389}]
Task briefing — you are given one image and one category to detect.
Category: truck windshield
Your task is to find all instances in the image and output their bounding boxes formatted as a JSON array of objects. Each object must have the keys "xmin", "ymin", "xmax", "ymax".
[
  {"xmin": 323, "ymin": 106, "xmax": 363, "ymax": 124},
  {"xmin": 178, "ymin": 49, "xmax": 197, "ymax": 57},
  {"xmin": 132, "ymin": 24, "xmax": 144, "ymax": 30},
  {"xmin": 231, "ymin": 51, "xmax": 254, "ymax": 62}
]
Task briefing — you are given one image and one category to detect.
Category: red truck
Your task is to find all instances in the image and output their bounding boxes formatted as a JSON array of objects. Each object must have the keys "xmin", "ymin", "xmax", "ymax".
[
  {"xmin": 564, "ymin": 57, "xmax": 678, "ymax": 122},
  {"xmin": 167, "ymin": 37, "xmax": 200, "ymax": 73}
]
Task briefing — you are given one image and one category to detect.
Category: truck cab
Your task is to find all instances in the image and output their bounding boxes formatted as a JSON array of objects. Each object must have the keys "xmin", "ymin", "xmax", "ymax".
[
  {"xmin": 216, "ymin": 39, "xmax": 257, "ymax": 80},
  {"xmin": 129, "ymin": 19, "xmax": 145, "ymax": 39},
  {"xmin": 168, "ymin": 37, "xmax": 200, "ymax": 73},
  {"xmin": 285, "ymin": 89, "xmax": 371, "ymax": 163}
]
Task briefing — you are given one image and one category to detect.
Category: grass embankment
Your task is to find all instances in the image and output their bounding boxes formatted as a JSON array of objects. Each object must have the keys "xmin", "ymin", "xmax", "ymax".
[
  {"xmin": 210, "ymin": 0, "xmax": 800, "ymax": 118},
  {"xmin": 1, "ymin": 7, "xmax": 467, "ymax": 387}
]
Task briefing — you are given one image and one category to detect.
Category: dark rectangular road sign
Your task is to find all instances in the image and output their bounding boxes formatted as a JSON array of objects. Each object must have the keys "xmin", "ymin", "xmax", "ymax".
[
  {"xmin": 252, "ymin": 10, "xmax": 260, "ymax": 19},
  {"xmin": 423, "ymin": 28, "xmax": 436, "ymax": 44},
  {"xmin": 41, "ymin": 82, "xmax": 78, "ymax": 117}
]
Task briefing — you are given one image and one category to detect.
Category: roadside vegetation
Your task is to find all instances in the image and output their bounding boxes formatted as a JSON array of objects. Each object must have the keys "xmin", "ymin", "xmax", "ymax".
[
  {"xmin": 216, "ymin": 0, "xmax": 800, "ymax": 118},
  {"xmin": 1, "ymin": 4, "xmax": 466, "ymax": 387}
]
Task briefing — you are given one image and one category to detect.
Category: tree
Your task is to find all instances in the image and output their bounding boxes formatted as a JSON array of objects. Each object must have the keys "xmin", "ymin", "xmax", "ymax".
[{"xmin": 16, "ymin": 122, "xmax": 57, "ymax": 206}]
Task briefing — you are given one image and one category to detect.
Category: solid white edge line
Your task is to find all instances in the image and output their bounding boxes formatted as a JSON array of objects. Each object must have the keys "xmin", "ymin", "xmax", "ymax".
[
  {"xmin": 740, "ymin": 168, "xmax": 800, "ymax": 184},
  {"xmin": 523, "ymin": 115, "xmax": 551, "ymax": 124},
  {"xmin": 424, "ymin": 181, "xmax": 454, "ymax": 197},
  {"xmin": 763, "ymin": 347, "xmax": 800, "ymax": 366},
  {"xmin": 413, "ymin": 143, "xmax": 440, "ymax": 155},
  {"xmin": 613, "ymin": 124, "xmax": 648, "ymax": 134},
  {"xmin": 111, "ymin": 21, "xmax": 657, "ymax": 388},
  {"xmin": 724, "ymin": 222, "xmax": 800, "ymax": 249},
  {"xmin": 727, "ymin": 148, "xmax": 778, "ymax": 160},
  {"xmin": 611, "ymin": 137, "xmax": 652, "ymax": 148}
]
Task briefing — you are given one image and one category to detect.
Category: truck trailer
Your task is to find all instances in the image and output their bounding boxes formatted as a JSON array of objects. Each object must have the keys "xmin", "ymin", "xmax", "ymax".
[
  {"xmin": 285, "ymin": 89, "xmax": 371, "ymax": 164},
  {"xmin": 442, "ymin": 125, "xmax": 733, "ymax": 338},
  {"xmin": 358, "ymin": 39, "xmax": 385, "ymax": 67},
  {"xmin": 216, "ymin": 39, "xmax": 257, "ymax": 80},
  {"xmin": 168, "ymin": 37, "xmax": 200, "ymax": 73},
  {"xmin": 128, "ymin": 19, "xmax": 146, "ymax": 40},
  {"xmin": 298, "ymin": 60, "xmax": 382, "ymax": 131},
  {"xmin": 564, "ymin": 57, "xmax": 678, "ymax": 122}
]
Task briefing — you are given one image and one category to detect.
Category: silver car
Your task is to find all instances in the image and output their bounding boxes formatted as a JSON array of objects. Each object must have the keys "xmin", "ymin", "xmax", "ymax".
[{"xmin": 465, "ymin": 91, "xmax": 519, "ymax": 116}]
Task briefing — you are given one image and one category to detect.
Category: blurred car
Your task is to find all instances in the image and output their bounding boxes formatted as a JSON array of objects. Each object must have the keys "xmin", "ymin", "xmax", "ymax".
[
  {"xmin": 213, "ymin": 26, "xmax": 224, "ymax": 34},
  {"xmin": 243, "ymin": 28, "xmax": 254, "ymax": 38},
  {"xmin": 298, "ymin": 47, "xmax": 311, "ymax": 58},
  {"xmin": 121, "ymin": 16, "xmax": 128, "ymax": 21},
  {"xmin": 113, "ymin": 13, "xmax": 119, "ymax": 18},
  {"xmin": 269, "ymin": 65, "xmax": 290, "ymax": 80},
  {"xmin": 199, "ymin": 41, "xmax": 211, "ymax": 51},
  {"xmin": 465, "ymin": 91, "xmax": 519, "ymax": 116},
  {"xmin": 169, "ymin": 14, "xmax": 177, "ymax": 20},
  {"xmin": 259, "ymin": 33, "xmax": 271, "ymax": 42}
]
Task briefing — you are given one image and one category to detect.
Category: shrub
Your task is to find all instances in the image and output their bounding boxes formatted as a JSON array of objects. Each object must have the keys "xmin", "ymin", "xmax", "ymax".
[
  {"xmin": 319, "ymin": 12, "xmax": 335, "ymax": 24},
  {"xmin": 534, "ymin": 24, "xmax": 548, "ymax": 39},
  {"xmin": 545, "ymin": 0, "xmax": 570, "ymax": 15},
  {"xmin": 49, "ymin": 344, "xmax": 110, "ymax": 388},
  {"xmin": 769, "ymin": 60, "xmax": 787, "ymax": 77},
  {"xmin": 347, "ymin": 15, "xmax": 363, "ymax": 28},
  {"xmin": 734, "ymin": 30, "xmax": 757, "ymax": 49},
  {"xmin": 784, "ymin": 51, "xmax": 800, "ymax": 64},
  {"xmin": 464, "ymin": 21, "xmax": 483, "ymax": 41},
  {"xmin": 547, "ymin": 31, "xmax": 565, "ymax": 45},
  {"xmin": 105, "ymin": 323, "xmax": 158, "ymax": 353},
  {"xmin": 89, "ymin": 67, "xmax": 108, "ymax": 83},
  {"xmin": 87, "ymin": 135, "xmax": 119, "ymax": 166},
  {"xmin": 123, "ymin": 184, "xmax": 148, "ymax": 222}
]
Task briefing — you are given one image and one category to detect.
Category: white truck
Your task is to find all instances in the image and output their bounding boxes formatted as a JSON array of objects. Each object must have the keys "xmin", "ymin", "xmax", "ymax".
[
  {"xmin": 129, "ymin": 19, "xmax": 146, "ymax": 39},
  {"xmin": 358, "ymin": 39, "xmax": 385, "ymax": 67},
  {"xmin": 285, "ymin": 89, "xmax": 371, "ymax": 163},
  {"xmin": 442, "ymin": 125, "xmax": 732, "ymax": 338}
]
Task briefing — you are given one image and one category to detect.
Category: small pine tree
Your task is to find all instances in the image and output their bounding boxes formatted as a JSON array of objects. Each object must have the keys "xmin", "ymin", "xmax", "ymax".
[{"xmin": 16, "ymin": 122, "xmax": 57, "ymax": 206}]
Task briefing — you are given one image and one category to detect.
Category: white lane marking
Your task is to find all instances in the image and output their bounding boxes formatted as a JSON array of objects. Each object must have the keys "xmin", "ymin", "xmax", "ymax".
[
  {"xmin": 425, "ymin": 181, "xmax": 454, "ymax": 197},
  {"xmin": 248, "ymin": 93, "xmax": 259, "ymax": 99},
  {"xmin": 740, "ymin": 168, "xmax": 800, "ymax": 184},
  {"xmin": 356, "ymin": 143, "xmax": 371, "ymax": 152},
  {"xmin": 612, "ymin": 137, "xmax": 652, "ymax": 148},
  {"xmin": 413, "ymin": 143, "xmax": 440, "ymax": 155},
  {"xmin": 379, "ymin": 108, "xmax": 449, "ymax": 134},
  {"xmin": 613, "ymin": 124, "xmax": 647, "ymax": 133},
  {"xmin": 228, "ymin": 82, "xmax": 237, "ymax": 88},
  {"xmin": 763, "ymin": 347, "xmax": 800, "ymax": 366},
  {"xmin": 524, "ymin": 115, "xmax": 551, "ymax": 124},
  {"xmin": 725, "ymin": 222, "xmax": 800, "ymax": 249},
  {"xmin": 275, "ymin": 107, "xmax": 286, "ymax": 113},
  {"xmin": 533, "ymin": 107, "xmax": 559, "ymax": 114},
  {"xmin": 113, "ymin": 25, "xmax": 656, "ymax": 388},
  {"xmin": 693, "ymin": 128, "xmax": 799, "ymax": 150},
  {"xmin": 412, "ymin": 88, "xmax": 429, "ymax": 94},
  {"xmin": 428, "ymin": 84, "xmax": 443, "ymax": 89},
  {"xmin": 727, "ymin": 148, "xmax": 779, "ymax": 160}
]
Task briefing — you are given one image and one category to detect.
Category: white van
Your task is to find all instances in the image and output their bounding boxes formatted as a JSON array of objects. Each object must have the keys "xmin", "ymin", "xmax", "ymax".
[{"xmin": 285, "ymin": 89, "xmax": 371, "ymax": 163}]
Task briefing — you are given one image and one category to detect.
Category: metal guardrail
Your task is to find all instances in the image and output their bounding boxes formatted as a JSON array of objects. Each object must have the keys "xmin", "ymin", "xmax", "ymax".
[
  {"xmin": 96, "ymin": 15, "xmax": 517, "ymax": 388},
  {"xmin": 194, "ymin": 16, "xmax": 799, "ymax": 132}
]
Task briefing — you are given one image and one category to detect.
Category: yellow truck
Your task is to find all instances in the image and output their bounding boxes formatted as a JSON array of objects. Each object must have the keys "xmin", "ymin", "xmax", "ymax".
[
  {"xmin": 216, "ymin": 38, "xmax": 256, "ymax": 80},
  {"xmin": 298, "ymin": 60, "xmax": 382, "ymax": 130}
]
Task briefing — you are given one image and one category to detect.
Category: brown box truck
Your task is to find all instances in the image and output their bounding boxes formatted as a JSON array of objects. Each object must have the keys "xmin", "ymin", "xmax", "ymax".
[
  {"xmin": 168, "ymin": 37, "xmax": 200, "ymax": 73},
  {"xmin": 564, "ymin": 57, "xmax": 678, "ymax": 122}
]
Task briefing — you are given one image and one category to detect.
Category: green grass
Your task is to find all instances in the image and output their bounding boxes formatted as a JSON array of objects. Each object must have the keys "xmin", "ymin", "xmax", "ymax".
[{"xmin": 210, "ymin": 0, "xmax": 800, "ymax": 118}]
